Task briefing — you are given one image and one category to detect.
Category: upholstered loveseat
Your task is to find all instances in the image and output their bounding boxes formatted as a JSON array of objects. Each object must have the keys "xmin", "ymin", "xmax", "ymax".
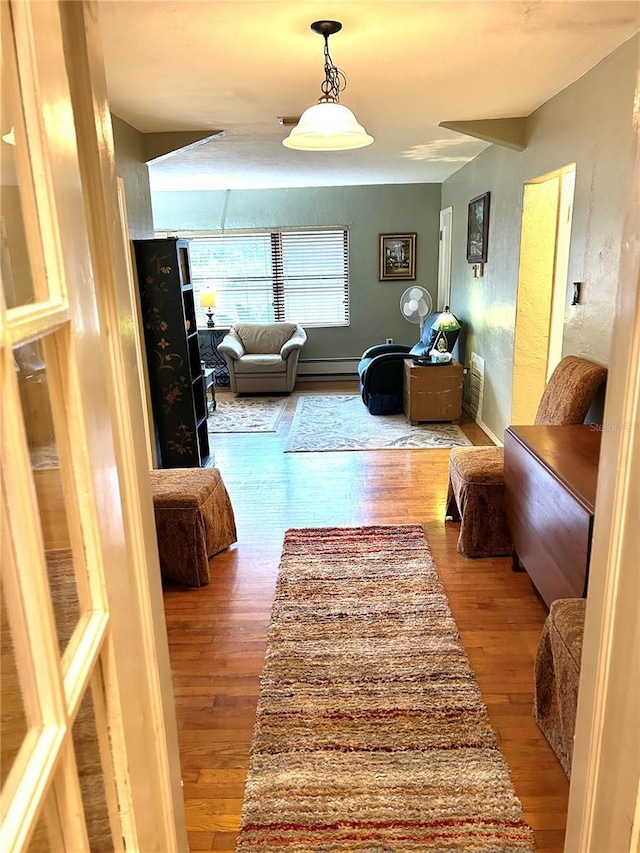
[{"xmin": 218, "ymin": 322, "xmax": 307, "ymax": 394}]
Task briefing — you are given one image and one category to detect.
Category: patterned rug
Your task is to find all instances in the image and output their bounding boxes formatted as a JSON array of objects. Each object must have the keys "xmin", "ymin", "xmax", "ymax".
[
  {"xmin": 284, "ymin": 395, "xmax": 472, "ymax": 451},
  {"xmin": 236, "ymin": 525, "xmax": 535, "ymax": 852},
  {"xmin": 208, "ymin": 395, "xmax": 288, "ymax": 433}
]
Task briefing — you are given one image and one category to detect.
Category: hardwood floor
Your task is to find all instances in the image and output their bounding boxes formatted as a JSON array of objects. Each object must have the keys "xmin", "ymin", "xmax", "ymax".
[{"xmin": 162, "ymin": 381, "xmax": 569, "ymax": 852}]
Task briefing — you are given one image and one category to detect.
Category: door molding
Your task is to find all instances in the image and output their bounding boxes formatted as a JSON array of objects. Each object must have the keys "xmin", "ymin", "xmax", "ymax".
[
  {"xmin": 437, "ymin": 207, "xmax": 453, "ymax": 311},
  {"xmin": 59, "ymin": 3, "xmax": 188, "ymax": 849},
  {"xmin": 564, "ymin": 80, "xmax": 640, "ymax": 851}
]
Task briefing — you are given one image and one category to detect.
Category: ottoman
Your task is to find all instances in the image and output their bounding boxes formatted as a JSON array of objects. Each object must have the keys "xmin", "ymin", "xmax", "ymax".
[
  {"xmin": 533, "ymin": 598, "xmax": 587, "ymax": 777},
  {"xmin": 150, "ymin": 468, "xmax": 237, "ymax": 587},
  {"xmin": 445, "ymin": 446, "xmax": 512, "ymax": 557}
]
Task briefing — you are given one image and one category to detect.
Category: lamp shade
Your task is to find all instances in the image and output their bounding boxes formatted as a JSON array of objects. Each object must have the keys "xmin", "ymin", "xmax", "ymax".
[
  {"xmin": 200, "ymin": 288, "xmax": 216, "ymax": 309},
  {"xmin": 283, "ymin": 101, "xmax": 374, "ymax": 151},
  {"xmin": 429, "ymin": 306, "xmax": 462, "ymax": 361},
  {"xmin": 436, "ymin": 307, "xmax": 461, "ymax": 332}
]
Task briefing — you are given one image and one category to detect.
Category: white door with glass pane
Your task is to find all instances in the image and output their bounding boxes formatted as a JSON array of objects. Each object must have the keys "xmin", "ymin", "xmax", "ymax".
[{"xmin": 1, "ymin": 1, "xmax": 186, "ymax": 849}]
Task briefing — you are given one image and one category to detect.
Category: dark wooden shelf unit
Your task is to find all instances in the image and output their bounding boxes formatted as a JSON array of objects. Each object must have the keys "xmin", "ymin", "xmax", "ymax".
[
  {"xmin": 133, "ymin": 237, "xmax": 211, "ymax": 468},
  {"xmin": 504, "ymin": 424, "xmax": 601, "ymax": 607}
]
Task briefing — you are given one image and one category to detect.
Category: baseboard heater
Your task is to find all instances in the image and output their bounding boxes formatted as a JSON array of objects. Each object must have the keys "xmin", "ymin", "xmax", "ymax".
[{"xmin": 297, "ymin": 357, "xmax": 360, "ymax": 379}]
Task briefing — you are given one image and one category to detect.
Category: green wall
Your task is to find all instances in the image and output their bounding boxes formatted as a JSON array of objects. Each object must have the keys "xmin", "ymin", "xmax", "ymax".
[
  {"xmin": 151, "ymin": 184, "xmax": 441, "ymax": 361},
  {"xmin": 442, "ymin": 35, "xmax": 639, "ymax": 439},
  {"xmin": 111, "ymin": 114, "xmax": 154, "ymax": 239}
]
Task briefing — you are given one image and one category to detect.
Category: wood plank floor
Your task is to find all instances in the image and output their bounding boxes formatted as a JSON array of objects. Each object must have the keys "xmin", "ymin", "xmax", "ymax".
[{"xmin": 162, "ymin": 381, "xmax": 569, "ymax": 852}]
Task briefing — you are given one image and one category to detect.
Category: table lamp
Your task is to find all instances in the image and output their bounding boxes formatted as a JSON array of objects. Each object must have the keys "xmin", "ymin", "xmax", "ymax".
[
  {"xmin": 429, "ymin": 307, "xmax": 461, "ymax": 363},
  {"xmin": 200, "ymin": 288, "xmax": 216, "ymax": 328}
]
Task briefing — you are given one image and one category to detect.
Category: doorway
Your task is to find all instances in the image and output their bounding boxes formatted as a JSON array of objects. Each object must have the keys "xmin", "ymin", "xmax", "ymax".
[
  {"xmin": 437, "ymin": 206, "xmax": 453, "ymax": 311},
  {"xmin": 511, "ymin": 165, "xmax": 576, "ymax": 423}
]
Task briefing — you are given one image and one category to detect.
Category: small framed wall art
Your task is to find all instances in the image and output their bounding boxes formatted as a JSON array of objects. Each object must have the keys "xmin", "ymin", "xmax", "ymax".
[
  {"xmin": 466, "ymin": 192, "xmax": 490, "ymax": 264},
  {"xmin": 379, "ymin": 233, "xmax": 417, "ymax": 281}
]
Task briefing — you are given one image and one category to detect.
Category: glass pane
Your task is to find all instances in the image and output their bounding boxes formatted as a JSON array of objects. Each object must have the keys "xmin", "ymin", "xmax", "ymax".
[
  {"xmin": 14, "ymin": 338, "xmax": 80, "ymax": 654},
  {"xmin": 26, "ymin": 793, "xmax": 66, "ymax": 852},
  {"xmin": 0, "ymin": 576, "xmax": 28, "ymax": 790},
  {"xmin": 1, "ymin": 0, "xmax": 37, "ymax": 309},
  {"xmin": 24, "ymin": 688, "xmax": 120, "ymax": 852},
  {"xmin": 73, "ymin": 684, "xmax": 116, "ymax": 852},
  {"xmin": 26, "ymin": 810, "xmax": 53, "ymax": 852},
  {"xmin": 189, "ymin": 235, "xmax": 274, "ymax": 326}
]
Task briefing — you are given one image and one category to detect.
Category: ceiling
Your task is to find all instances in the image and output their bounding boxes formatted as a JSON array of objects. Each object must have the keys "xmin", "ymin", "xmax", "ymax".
[{"xmin": 98, "ymin": 1, "xmax": 640, "ymax": 192}]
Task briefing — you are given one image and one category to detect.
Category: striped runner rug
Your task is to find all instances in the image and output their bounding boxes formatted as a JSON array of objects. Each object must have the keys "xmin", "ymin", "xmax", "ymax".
[{"xmin": 236, "ymin": 525, "xmax": 535, "ymax": 852}]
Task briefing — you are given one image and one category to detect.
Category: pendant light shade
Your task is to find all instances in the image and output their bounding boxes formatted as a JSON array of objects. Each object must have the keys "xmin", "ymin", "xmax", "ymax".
[
  {"xmin": 283, "ymin": 100, "xmax": 374, "ymax": 151},
  {"xmin": 283, "ymin": 21, "xmax": 373, "ymax": 152}
]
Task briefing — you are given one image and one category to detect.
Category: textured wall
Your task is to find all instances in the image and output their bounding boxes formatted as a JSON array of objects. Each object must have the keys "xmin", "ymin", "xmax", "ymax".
[
  {"xmin": 442, "ymin": 145, "xmax": 525, "ymax": 435},
  {"xmin": 152, "ymin": 184, "xmax": 442, "ymax": 360},
  {"xmin": 442, "ymin": 36, "xmax": 638, "ymax": 439},
  {"xmin": 111, "ymin": 115, "xmax": 154, "ymax": 239},
  {"xmin": 512, "ymin": 177, "xmax": 561, "ymax": 424}
]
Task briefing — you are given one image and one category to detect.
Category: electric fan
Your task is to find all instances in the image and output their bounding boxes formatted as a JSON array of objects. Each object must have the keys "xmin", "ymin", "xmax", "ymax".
[{"xmin": 399, "ymin": 286, "xmax": 433, "ymax": 332}]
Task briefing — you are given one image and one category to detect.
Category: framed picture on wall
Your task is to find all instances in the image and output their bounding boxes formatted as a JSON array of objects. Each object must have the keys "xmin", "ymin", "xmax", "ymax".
[
  {"xmin": 379, "ymin": 233, "xmax": 417, "ymax": 280},
  {"xmin": 466, "ymin": 192, "xmax": 490, "ymax": 263}
]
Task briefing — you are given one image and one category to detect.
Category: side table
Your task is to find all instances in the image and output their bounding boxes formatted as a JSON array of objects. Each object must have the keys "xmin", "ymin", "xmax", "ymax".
[
  {"xmin": 198, "ymin": 327, "xmax": 230, "ymax": 386},
  {"xmin": 202, "ymin": 368, "xmax": 216, "ymax": 413},
  {"xmin": 403, "ymin": 358, "xmax": 463, "ymax": 424}
]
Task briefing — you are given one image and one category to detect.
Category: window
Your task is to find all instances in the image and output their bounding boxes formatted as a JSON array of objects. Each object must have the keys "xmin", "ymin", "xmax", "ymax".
[{"xmin": 184, "ymin": 229, "xmax": 350, "ymax": 328}]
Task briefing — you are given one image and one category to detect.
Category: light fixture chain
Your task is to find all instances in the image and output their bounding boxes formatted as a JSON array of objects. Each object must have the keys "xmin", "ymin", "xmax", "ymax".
[{"xmin": 320, "ymin": 34, "xmax": 347, "ymax": 102}]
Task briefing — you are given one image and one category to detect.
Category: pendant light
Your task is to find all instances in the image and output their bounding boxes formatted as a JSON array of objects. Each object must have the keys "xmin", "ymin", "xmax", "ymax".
[{"xmin": 283, "ymin": 21, "xmax": 373, "ymax": 152}]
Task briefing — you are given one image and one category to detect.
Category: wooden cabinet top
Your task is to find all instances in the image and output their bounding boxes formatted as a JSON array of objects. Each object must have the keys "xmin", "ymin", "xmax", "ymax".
[
  {"xmin": 505, "ymin": 424, "xmax": 601, "ymax": 511},
  {"xmin": 404, "ymin": 357, "xmax": 462, "ymax": 369}
]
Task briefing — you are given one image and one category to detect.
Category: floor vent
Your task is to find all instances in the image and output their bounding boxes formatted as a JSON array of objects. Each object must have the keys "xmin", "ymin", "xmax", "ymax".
[{"xmin": 468, "ymin": 353, "xmax": 485, "ymax": 420}]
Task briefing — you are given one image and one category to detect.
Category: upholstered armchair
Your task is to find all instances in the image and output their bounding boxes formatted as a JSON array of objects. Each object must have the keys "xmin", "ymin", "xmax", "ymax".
[
  {"xmin": 358, "ymin": 312, "xmax": 461, "ymax": 415},
  {"xmin": 218, "ymin": 322, "xmax": 307, "ymax": 394},
  {"xmin": 446, "ymin": 355, "xmax": 607, "ymax": 558}
]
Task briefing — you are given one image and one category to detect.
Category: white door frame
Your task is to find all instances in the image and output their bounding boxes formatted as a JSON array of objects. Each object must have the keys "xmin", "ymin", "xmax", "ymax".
[
  {"xmin": 437, "ymin": 207, "xmax": 453, "ymax": 311},
  {"xmin": 564, "ymin": 82, "xmax": 640, "ymax": 852},
  {"xmin": 0, "ymin": 2, "xmax": 187, "ymax": 849},
  {"xmin": 59, "ymin": 4, "xmax": 186, "ymax": 842}
]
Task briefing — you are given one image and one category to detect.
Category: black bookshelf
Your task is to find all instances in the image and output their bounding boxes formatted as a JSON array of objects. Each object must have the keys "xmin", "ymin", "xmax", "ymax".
[{"xmin": 133, "ymin": 238, "xmax": 211, "ymax": 468}]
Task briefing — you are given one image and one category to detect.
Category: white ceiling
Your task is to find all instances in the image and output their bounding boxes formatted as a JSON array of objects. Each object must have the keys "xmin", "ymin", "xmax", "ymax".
[{"xmin": 98, "ymin": 1, "xmax": 640, "ymax": 192}]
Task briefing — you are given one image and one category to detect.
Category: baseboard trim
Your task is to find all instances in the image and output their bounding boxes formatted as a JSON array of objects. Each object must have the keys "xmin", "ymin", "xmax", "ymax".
[
  {"xmin": 462, "ymin": 402, "xmax": 503, "ymax": 446},
  {"xmin": 298, "ymin": 358, "xmax": 359, "ymax": 378}
]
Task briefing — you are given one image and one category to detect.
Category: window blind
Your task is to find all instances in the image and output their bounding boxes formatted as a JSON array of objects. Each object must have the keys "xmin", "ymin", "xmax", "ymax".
[{"xmin": 187, "ymin": 229, "xmax": 350, "ymax": 328}]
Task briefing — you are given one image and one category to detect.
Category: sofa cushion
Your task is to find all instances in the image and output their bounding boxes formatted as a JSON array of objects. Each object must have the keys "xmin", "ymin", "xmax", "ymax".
[
  {"xmin": 233, "ymin": 354, "xmax": 287, "ymax": 373},
  {"xmin": 234, "ymin": 323, "xmax": 297, "ymax": 354},
  {"xmin": 449, "ymin": 446, "xmax": 505, "ymax": 486}
]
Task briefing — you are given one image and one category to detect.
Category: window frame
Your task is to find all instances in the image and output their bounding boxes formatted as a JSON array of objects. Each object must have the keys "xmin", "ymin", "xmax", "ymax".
[{"xmin": 155, "ymin": 227, "xmax": 351, "ymax": 329}]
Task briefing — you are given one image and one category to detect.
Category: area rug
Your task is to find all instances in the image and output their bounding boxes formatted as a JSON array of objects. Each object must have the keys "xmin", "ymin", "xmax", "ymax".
[
  {"xmin": 207, "ymin": 395, "xmax": 287, "ymax": 433},
  {"xmin": 236, "ymin": 525, "xmax": 535, "ymax": 852},
  {"xmin": 284, "ymin": 394, "xmax": 473, "ymax": 452}
]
